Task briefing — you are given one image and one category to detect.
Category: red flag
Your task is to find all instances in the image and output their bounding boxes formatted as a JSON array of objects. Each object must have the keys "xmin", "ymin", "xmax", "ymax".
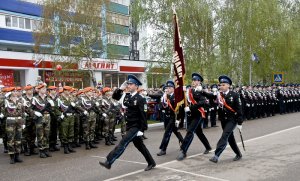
[{"xmin": 173, "ymin": 11, "xmax": 186, "ymax": 112}]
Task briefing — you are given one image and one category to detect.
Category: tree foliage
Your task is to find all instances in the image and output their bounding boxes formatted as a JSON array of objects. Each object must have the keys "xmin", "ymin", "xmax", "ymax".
[{"xmin": 132, "ymin": 0, "xmax": 300, "ymax": 85}]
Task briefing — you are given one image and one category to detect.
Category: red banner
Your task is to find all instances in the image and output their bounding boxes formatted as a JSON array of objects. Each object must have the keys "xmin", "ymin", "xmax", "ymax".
[
  {"xmin": 0, "ymin": 69, "xmax": 14, "ymax": 86},
  {"xmin": 173, "ymin": 12, "xmax": 186, "ymax": 112}
]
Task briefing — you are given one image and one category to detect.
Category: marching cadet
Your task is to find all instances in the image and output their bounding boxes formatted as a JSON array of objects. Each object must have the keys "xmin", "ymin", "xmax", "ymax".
[
  {"xmin": 57, "ymin": 86, "xmax": 77, "ymax": 154},
  {"xmin": 209, "ymin": 75, "xmax": 243, "ymax": 163},
  {"xmin": 22, "ymin": 85, "xmax": 38, "ymax": 156},
  {"xmin": 157, "ymin": 80, "xmax": 183, "ymax": 156},
  {"xmin": 31, "ymin": 83, "xmax": 54, "ymax": 158},
  {"xmin": 177, "ymin": 73, "xmax": 213, "ymax": 161},
  {"xmin": 48, "ymin": 86, "xmax": 61, "ymax": 152},
  {"xmin": 3, "ymin": 87, "xmax": 25, "ymax": 164},
  {"xmin": 99, "ymin": 74, "xmax": 156, "ymax": 171}
]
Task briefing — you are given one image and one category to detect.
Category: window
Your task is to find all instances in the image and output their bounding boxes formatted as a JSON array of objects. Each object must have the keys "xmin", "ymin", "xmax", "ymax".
[
  {"xmin": 19, "ymin": 18, "xmax": 25, "ymax": 29},
  {"xmin": 5, "ymin": 15, "xmax": 11, "ymax": 27},
  {"xmin": 25, "ymin": 18, "xmax": 31, "ymax": 29},
  {"xmin": 12, "ymin": 16, "xmax": 18, "ymax": 27},
  {"xmin": 32, "ymin": 20, "xmax": 40, "ymax": 30}
]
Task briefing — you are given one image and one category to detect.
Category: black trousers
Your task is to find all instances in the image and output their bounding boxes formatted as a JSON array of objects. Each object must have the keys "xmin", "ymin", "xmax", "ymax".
[
  {"xmin": 106, "ymin": 127, "xmax": 155, "ymax": 166},
  {"xmin": 180, "ymin": 116, "xmax": 211, "ymax": 154},
  {"xmin": 159, "ymin": 118, "xmax": 183, "ymax": 151},
  {"xmin": 214, "ymin": 119, "xmax": 241, "ymax": 158},
  {"xmin": 210, "ymin": 107, "xmax": 217, "ymax": 126}
]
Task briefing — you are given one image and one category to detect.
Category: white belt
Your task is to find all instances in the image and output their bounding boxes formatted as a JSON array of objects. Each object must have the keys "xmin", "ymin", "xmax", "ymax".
[{"xmin": 7, "ymin": 117, "xmax": 22, "ymax": 120}]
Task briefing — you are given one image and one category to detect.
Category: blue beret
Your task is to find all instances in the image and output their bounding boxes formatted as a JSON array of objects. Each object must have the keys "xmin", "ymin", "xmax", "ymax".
[
  {"xmin": 165, "ymin": 80, "xmax": 175, "ymax": 88},
  {"xmin": 127, "ymin": 74, "xmax": 142, "ymax": 86},
  {"xmin": 218, "ymin": 75, "xmax": 232, "ymax": 85},
  {"xmin": 192, "ymin": 73, "xmax": 203, "ymax": 82}
]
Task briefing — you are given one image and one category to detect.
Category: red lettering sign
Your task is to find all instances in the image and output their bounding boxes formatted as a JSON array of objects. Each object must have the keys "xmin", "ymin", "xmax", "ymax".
[{"xmin": 0, "ymin": 69, "xmax": 14, "ymax": 86}]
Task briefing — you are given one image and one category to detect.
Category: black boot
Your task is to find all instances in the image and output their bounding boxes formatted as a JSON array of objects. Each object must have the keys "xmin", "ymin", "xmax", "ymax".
[
  {"xmin": 89, "ymin": 142, "xmax": 98, "ymax": 148},
  {"xmin": 9, "ymin": 154, "xmax": 15, "ymax": 164},
  {"xmin": 85, "ymin": 141, "xmax": 91, "ymax": 150},
  {"xmin": 49, "ymin": 144, "xmax": 55, "ymax": 152},
  {"xmin": 3, "ymin": 141, "xmax": 8, "ymax": 153},
  {"xmin": 64, "ymin": 144, "xmax": 70, "ymax": 154},
  {"xmin": 40, "ymin": 150, "xmax": 47, "ymax": 158},
  {"xmin": 105, "ymin": 137, "xmax": 111, "ymax": 146},
  {"xmin": 99, "ymin": 160, "xmax": 111, "ymax": 169},
  {"xmin": 30, "ymin": 146, "xmax": 38, "ymax": 155},
  {"xmin": 14, "ymin": 153, "xmax": 23, "ymax": 163},
  {"xmin": 44, "ymin": 149, "xmax": 52, "ymax": 157},
  {"xmin": 24, "ymin": 144, "xmax": 31, "ymax": 156},
  {"xmin": 68, "ymin": 144, "xmax": 76, "ymax": 153}
]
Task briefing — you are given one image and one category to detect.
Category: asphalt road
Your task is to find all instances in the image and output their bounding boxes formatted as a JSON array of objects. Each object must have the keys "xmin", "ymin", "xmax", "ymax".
[{"xmin": 1, "ymin": 112, "xmax": 300, "ymax": 181}]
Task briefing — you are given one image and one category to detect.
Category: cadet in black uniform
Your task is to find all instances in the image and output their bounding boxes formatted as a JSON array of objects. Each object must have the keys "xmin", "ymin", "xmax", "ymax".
[
  {"xmin": 209, "ymin": 75, "xmax": 243, "ymax": 163},
  {"xmin": 99, "ymin": 74, "xmax": 156, "ymax": 171},
  {"xmin": 157, "ymin": 80, "xmax": 183, "ymax": 156},
  {"xmin": 176, "ymin": 73, "xmax": 213, "ymax": 161}
]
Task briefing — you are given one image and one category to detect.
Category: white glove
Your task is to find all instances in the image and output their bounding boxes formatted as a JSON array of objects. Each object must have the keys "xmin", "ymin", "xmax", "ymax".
[
  {"xmin": 120, "ymin": 81, "xmax": 128, "ymax": 90},
  {"xmin": 71, "ymin": 102, "xmax": 76, "ymax": 107},
  {"xmin": 195, "ymin": 85, "xmax": 203, "ymax": 92},
  {"xmin": 48, "ymin": 100, "xmax": 54, "ymax": 107},
  {"xmin": 0, "ymin": 113, "xmax": 4, "ymax": 119},
  {"xmin": 237, "ymin": 125, "xmax": 242, "ymax": 131},
  {"xmin": 22, "ymin": 124, "xmax": 26, "ymax": 129},
  {"xmin": 175, "ymin": 120, "xmax": 180, "ymax": 127},
  {"xmin": 184, "ymin": 107, "xmax": 191, "ymax": 112},
  {"xmin": 95, "ymin": 102, "xmax": 100, "ymax": 107},
  {"xmin": 24, "ymin": 113, "xmax": 28, "ymax": 117},
  {"xmin": 34, "ymin": 111, "xmax": 42, "ymax": 117},
  {"xmin": 60, "ymin": 114, "xmax": 64, "ymax": 119},
  {"xmin": 137, "ymin": 131, "xmax": 144, "ymax": 136},
  {"xmin": 102, "ymin": 113, "xmax": 107, "ymax": 118},
  {"xmin": 83, "ymin": 110, "xmax": 88, "ymax": 115},
  {"xmin": 183, "ymin": 86, "xmax": 187, "ymax": 91}
]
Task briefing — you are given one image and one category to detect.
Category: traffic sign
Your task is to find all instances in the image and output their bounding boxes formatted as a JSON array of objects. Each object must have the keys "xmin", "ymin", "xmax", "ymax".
[{"xmin": 273, "ymin": 73, "xmax": 284, "ymax": 83}]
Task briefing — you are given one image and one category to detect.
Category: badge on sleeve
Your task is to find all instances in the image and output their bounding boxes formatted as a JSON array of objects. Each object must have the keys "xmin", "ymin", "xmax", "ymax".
[{"xmin": 144, "ymin": 104, "xmax": 148, "ymax": 112}]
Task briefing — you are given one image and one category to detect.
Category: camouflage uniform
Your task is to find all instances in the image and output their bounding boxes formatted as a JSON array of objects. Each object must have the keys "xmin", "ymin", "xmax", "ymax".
[
  {"xmin": 48, "ymin": 94, "xmax": 61, "ymax": 152},
  {"xmin": 101, "ymin": 95, "xmax": 118, "ymax": 145},
  {"xmin": 0, "ymin": 93, "xmax": 8, "ymax": 153},
  {"xmin": 57, "ymin": 94, "xmax": 77, "ymax": 153},
  {"xmin": 3, "ymin": 96, "xmax": 25, "ymax": 163},
  {"xmin": 31, "ymin": 95, "xmax": 53, "ymax": 158},
  {"xmin": 76, "ymin": 94, "xmax": 98, "ymax": 149},
  {"xmin": 22, "ymin": 95, "xmax": 37, "ymax": 156}
]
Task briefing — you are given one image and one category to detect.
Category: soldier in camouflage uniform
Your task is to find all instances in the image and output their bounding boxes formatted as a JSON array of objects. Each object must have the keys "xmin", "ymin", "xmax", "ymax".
[
  {"xmin": 22, "ymin": 85, "xmax": 38, "ymax": 156},
  {"xmin": 71, "ymin": 88, "xmax": 81, "ymax": 148},
  {"xmin": 3, "ymin": 87, "xmax": 25, "ymax": 164},
  {"xmin": 48, "ymin": 86, "xmax": 61, "ymax": 152},
  {"xmin": 0, "ymin": 86, "xmax": 8, "ymax": 153},
  {"xmin": 57, "ymin": 86, "xmax": 78, "ymax": 154},
  {"xmin": 76, "ymin": 87, "xmax": 98, "ymax": 150},
  {"xmin": 31, "ymin": 83, "xmax": 54, "ymax": 158},
  {"xmin": 101, "ymin": 87, "xmax": 118, "ymax": 146}
]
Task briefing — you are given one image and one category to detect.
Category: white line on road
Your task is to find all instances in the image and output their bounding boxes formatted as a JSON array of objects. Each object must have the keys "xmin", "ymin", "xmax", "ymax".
[
  {"xmin": 102, "ymin": 125, "xmax": 300, "ymax": 181},
  {"xmin": 92, "ymin": 156, "xmax": 147, "ymax": 165}
]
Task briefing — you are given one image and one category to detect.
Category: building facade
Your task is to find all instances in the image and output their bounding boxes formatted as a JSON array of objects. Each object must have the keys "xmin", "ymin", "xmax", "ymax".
[{"xmin": 0, "ymin": 0, "xmax": 147, "ymax": 88}]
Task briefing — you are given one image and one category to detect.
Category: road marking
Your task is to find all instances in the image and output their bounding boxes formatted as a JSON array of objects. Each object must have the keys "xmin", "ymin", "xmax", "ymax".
[
  {"xmin": 92, "ymin": 156, "xmax": 147, "ymax": 165},
  {"xmin": 102, "ymin": 125, "xmax": 300, "ymax": 181},
  {"xmin": 158, "ymin": 166, "xmax": 230, "ymax": 181}
]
